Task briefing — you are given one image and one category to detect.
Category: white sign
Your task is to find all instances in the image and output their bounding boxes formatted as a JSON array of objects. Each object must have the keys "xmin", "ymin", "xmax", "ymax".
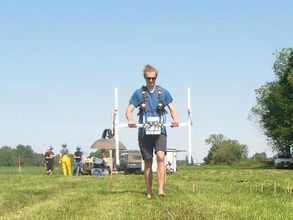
[{"xmin": 145, "ymin": 117, "xmax": 160, "ymax": 135}]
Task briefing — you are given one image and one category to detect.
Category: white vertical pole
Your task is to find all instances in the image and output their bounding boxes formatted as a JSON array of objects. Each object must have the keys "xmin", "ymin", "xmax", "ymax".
[
  {"xmin": 187, "ymin": 88, "xmax": 192, "ymax": 164},
  {"xmin": 114, "ymin": 88, "xmax": 120, "ymax": 165}
]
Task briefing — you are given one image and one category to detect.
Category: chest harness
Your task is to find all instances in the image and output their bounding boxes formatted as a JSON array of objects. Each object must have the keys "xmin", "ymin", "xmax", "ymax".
[{"xmin": 138, "ymin": 85, "xmax": 167, "ymax": 124}]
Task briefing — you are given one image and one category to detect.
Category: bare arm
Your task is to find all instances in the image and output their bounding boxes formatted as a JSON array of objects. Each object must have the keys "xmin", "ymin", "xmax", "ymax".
[
  {"xmin": 126, "ymin": 104, "xmax": 137, "ymax": 128},
  {"xmin": 167, "ymin": 103, "xmax": 179, "ymax": 127}
]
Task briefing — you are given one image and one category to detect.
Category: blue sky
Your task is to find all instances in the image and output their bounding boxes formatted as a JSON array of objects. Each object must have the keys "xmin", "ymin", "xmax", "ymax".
[{"xmin": 0, "ymin": 1, "xmax": 292, "ymax": 162}]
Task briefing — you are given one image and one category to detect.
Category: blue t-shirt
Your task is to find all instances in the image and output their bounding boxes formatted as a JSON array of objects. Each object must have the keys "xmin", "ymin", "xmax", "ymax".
[{"xmin": 129, "ymin": 85, "xmax": 173, "ymax": 137}]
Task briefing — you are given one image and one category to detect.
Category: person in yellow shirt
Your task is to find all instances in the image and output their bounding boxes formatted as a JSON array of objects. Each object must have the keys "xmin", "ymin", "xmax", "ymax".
[{"xmin": 60, "ymin": 144, "xmax": 72, "ymax": 176}]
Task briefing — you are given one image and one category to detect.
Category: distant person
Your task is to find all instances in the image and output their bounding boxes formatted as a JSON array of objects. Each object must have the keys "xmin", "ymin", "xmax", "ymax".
[
  {"xmin": 73, "ymin": 146, "xmax": 83, "ymax": 176},
  {"xmin": 45, "ymin": 146, "xmax": 55, "ymax": 175},
  {"xmin": 126, "ymin": 64, "xmax": 179, "ymax": 199},
  {"xmin": 60, "ymin": 144, "xmax": 72, "ymax": 176}
]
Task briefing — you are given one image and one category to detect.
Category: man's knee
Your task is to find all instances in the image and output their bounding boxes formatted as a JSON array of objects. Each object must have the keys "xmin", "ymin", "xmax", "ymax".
[
  {"xmin": 144, "ymin": 159, "xmax": 153, "ymax": 168},
  {"xmin": 156, "ymin": 151, "xmax": 165, "ymax": 163}
]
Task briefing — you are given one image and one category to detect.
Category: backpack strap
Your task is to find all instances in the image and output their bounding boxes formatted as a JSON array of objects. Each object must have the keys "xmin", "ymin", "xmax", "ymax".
[
  {"xmin": 138, "ymin": 86, "xmax": 148, "ymax": 115},
  {"xmin": 156, "ymin": 85, "xmax": 167, "ymax": 115}
]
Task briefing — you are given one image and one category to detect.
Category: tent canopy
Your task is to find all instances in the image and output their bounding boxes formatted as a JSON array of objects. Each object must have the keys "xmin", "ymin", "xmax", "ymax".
[{"xmin": 90, "ymin": 138, "xmax": 126, "ymax": 150}]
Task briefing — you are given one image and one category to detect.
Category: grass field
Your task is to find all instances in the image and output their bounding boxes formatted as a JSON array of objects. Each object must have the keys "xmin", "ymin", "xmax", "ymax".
[{"xmin": 0, "ymin": 165, "xmax": 292, "ymax": 220}]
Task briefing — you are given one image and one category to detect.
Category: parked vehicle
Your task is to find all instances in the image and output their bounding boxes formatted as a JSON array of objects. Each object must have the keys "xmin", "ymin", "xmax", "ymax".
[
  {"xmin": 83, "ymin": 157, "xmax": 110, "ymax": 176},
  {"xmin": 274, "ymin": 153, "xmax": 293, "ymax": 169},
  {"xmin": 118, "ymin": 152, "xmax": 142, "ymax": 174}
]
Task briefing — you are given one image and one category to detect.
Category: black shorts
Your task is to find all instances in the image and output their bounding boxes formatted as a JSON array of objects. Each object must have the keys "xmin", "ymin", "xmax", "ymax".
[
  {"xmin": 138, "ymin": 134, "xmax": 167, "ymax": 160},
  {"xmin": 46, "ymin": 161, "xmax": 54, "ymax": 171}
]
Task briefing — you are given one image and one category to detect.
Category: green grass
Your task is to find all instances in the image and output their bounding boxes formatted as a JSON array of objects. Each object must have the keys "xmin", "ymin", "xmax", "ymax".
[{"xmin": 0, "ymin": 166, "xmax": 292, "ymax": 220}]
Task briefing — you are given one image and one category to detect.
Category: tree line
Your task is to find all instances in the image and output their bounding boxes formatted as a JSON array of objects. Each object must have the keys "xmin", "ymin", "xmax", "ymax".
[
  {"xmin": 0, "ymin": 139, "xmax": 269, "ymax": 167},
  {"xmin": 203, "ymin": 134, "xmax": 269, "ymax": 165},
  {"xmin": 0, "ymin": 145, "xmax": 45, "ymax": 167}
]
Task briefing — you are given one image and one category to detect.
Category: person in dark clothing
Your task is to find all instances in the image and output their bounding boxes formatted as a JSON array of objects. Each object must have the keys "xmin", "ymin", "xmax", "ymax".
[
  {"xmin": 45, "ymin": 146, "xmax": 55, "ymax": 175},
  {"xmin": 73, "ymin": 146, "xmax": 83, "ymax": 176}
]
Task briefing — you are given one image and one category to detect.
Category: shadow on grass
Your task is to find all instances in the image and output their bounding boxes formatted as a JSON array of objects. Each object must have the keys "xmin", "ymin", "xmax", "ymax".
[{"xmin": 95, "ymin": 189, "xmax": 145, "ymax": 197}]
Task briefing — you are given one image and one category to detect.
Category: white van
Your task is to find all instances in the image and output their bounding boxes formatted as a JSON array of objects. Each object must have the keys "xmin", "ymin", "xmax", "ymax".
[{"xmin": 274, "ymin": 153, "xmax": 293, "ymax": 169}]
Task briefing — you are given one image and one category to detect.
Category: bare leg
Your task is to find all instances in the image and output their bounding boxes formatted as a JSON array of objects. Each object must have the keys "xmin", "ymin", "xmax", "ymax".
[
  {"xmin": 144, "ymin": 159, "xmax": 153, "ymax": 197},
  {"xmin": 156, "ymin": 151, "xmax": 166, "ymax": 195}
]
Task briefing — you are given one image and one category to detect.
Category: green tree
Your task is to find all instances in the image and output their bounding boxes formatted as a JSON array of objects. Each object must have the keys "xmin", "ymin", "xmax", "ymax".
[
  {"xmin": 0, "ymin": 146, "xmax": 16, "ymax": 166},
  {"xmin": 204, "ymin": 134, "xmax": 248, "ymax": 164},
  {"xmin": 15, "ymin": 145, "xmax": 35, "ymax": 166},
  {"xmin": 251, "ymin": 48, "xmax": 293, "ymax": 153},
  {"xmin": 203, "ymin": 134, "xmax": 225, "ymax": 164},
  {"xmin": 31, "ymin": 152, "xmax": 47, "ymax": 166},
  {"xmin": 0, "ymin": 145, "xmax": 51, "ymax": 167}
]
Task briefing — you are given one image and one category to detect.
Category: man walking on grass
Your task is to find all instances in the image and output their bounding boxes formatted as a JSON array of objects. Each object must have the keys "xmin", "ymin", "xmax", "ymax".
[{"xmin": 126, "ymin": 64, "xmax": 179, "ymax": 199}]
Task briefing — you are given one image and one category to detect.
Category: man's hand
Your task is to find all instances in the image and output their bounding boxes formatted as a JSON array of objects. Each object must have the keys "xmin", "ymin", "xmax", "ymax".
[
  {"xmin": 167, "ymin": 103, "xmax": 179, "ymax": 128},
  {"xmin": 128, "ymin": 119, "xmax": 137, "ymax": 128},
  {"xmin": 171, "ymin": 119, "xmax": 179, "ymax": 128}
]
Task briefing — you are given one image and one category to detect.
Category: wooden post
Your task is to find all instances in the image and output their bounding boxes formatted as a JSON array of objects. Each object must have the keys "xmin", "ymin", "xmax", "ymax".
[
  {"xmin": 109, "ymin": 150, "xmax": 113, "ymax": 190},
  {"xmin": 114, "ymin": 88, "xmax": 120, "ymax": 166},
  {"xmin": 18, "ymin": 154, "xmax": 21, "ymax": 173}
]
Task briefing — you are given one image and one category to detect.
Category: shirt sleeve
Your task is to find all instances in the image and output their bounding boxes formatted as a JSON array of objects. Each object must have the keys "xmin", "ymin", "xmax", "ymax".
[
  {"xmin": 163, "ymin": 88, "xmax": 173, "ymax": 105},
  {"xmin": 129, "ymin": 89, "xmax": 142, "ymax": 108}
]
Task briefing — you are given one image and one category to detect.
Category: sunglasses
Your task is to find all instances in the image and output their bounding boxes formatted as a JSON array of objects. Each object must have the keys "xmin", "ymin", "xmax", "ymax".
[{"xmin": 146, "ymin": 77, "xmax": 157, "ymax": 81}]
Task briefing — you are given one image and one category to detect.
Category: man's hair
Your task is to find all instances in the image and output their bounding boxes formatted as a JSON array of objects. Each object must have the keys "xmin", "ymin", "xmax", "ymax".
[{"xmin": 143, "ymin": 64, "xmax": 158, "ymax": 77}]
